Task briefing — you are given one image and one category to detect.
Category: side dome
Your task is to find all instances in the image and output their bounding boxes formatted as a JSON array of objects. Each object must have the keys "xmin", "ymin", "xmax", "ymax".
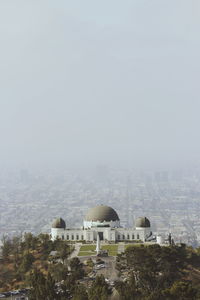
[
  {"xmin": 52, "ymin": 218, "xmax": 66, "ymax": 229},
  {"xmin": 85, "ymin": 205, "xmax": 119, "ymax": 222},
  {"xmin": 135, "ymin": 217, "xmax": 150, "ymax": 228}
]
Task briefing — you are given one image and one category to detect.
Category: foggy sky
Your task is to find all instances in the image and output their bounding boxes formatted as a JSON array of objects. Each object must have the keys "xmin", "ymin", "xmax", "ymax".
[{"xmin": 0, "ymin": 0, "xmax": 200, "ymax": 169}]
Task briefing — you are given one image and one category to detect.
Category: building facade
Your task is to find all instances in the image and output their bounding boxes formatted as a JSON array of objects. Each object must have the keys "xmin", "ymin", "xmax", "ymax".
[{"xmin": 51, "ymin": 205, "xmax": 152, "ymax": 243}]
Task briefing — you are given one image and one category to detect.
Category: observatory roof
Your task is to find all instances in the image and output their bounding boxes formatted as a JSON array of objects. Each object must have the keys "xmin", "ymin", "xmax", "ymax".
[
  {"xmin": 52, "ymin": 217, "xmax": 66, "ymax": 229},
  {"xmin": 135, "ymin": 217, "xmax": 150, "ymax": 228},
  {"xmin": 85, "ymin": 205, "xmax": 119, "ymax": 222}
]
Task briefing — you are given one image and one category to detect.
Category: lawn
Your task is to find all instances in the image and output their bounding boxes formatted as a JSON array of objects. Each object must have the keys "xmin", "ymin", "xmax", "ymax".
[
  {"xmin": 78, "ymin": 245, "xmax": 96, "ymax": 256},
  {"xmin": 78, "ymin": 244, "xmax": 119, "ymax": 256},
  {"xmin": 125, "ymin": 243, "xmax": 146, "ymax": 250},
  {"xmin": 78, "ymin": 243, "xmax": 149, "ymax": 256},
  {"xmin": 101, "ymin": 245, "xmax": 118, "ymax": 256},
  {"xmin": 80, "ymin": 245, "xmax": 96, "ymax": 251}
]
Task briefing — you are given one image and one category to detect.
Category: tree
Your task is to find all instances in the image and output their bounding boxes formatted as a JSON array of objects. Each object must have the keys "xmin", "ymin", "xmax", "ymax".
[
  {"xmin": 86, "ymin": 258, "xmax": 94, "ymax": 268},
  {"xmin": 72, "ymin": 284, "xmax": 88, "ymax": 300},
  {"xmin": 12, "ymin": 236, "xmax": 22, "ymax": 271},
  {"xmin": 49, "ymin": 263, "xmax": 69, "ymax": 282},
  {"xmin": 69, "ymin": 257, "xmax": 85, "ymax": 280},
  {"xmin": 116, "ymin": 244, "xmax": 188, "ymax": 299},
  {"xmin": 57, "ymin": 242, "xmax": 71, "ymax": 264},
  {"xmin": 28, "ymin": 269, "xmax": 58, "ymax": 300},
  {"xmin": 115, "ymin": 273, "xmax": 141, "ymax": 300},
  {"xmin": 162, "ymin": 281, "xmax": 198, "ymax": 300},
  {"xmin": 19, "ymin": 252, "xmax": 35, "ymax": 274},
  {"xmin": 45, "ymin": 272, "xmax": 58, "ymax": 300},
  {"xmin": 28, "ymin": 269, "xmax": 47, "ymax": 300},
  {"xmin": 1, "ymin": 236, "xmax": 12, "ymax": 261},
  {"xmin": 38, "ymin": 233, "xmax": 53, "ymax": 258},
  {"xmin": 22, "ymin": 233, "xmax": 38, "ymax": 251},
  {"xmin": 88, "ymin": 275, "xmax": 112, "ymax": 300}
]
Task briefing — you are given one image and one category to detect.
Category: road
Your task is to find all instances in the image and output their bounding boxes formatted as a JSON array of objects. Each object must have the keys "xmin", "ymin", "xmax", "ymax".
[{"xmin": 79, "ymin": 256, "xmax": 119, "ymax": 281}]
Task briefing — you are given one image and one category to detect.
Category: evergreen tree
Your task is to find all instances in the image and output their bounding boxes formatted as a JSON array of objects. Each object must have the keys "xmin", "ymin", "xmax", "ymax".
[
  {"xmin": 19, "ymin": 252, "xmax": 35, "ymax": 274},
  {"xmin": 22, "ymin": 233, "xmax": 38, "ymax": 251},
  {"xmin": 88, "ymin": 275, "xmax": 112, "ymax": 300},
  {"xmin": 28, "ymin": 269, "xmax": 47, "ymax": 300},
  {"xmin": 69, "ymin": 257, "xmax": 85, "ymax": 280},
  {"xmin": 45, "ymin": 272, "xmax": 58, "ymax": 300},
  {"xmin": 115, "ymin": 273, "xmax": 141, "ymax": 300},
  {"xmin": 162, "ymin": 281, "xmax": 198, "ymax": 300},
  {"xmin": 58, "ymin": 242, "xmax": 71, "ymax": 264},
  {"xmin": 1, "ymin": 236, "xmax": 12, "ymax": 261},
  {"xmin": 49, "ymin": 263, "xmax": 69, "ymax": 282},
  {"xmin": 72, "ymin": 284, "xmax": 88, "ymax": 300},
  {"xmin": 38, "ymin": 233, "xmax": 53, "ymax": 257}
]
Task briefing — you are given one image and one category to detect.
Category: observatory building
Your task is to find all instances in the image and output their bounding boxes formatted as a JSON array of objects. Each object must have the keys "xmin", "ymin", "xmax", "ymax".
[{"xmin": 51, "ymin": 205, "xmax": 152, "ymax": 242}]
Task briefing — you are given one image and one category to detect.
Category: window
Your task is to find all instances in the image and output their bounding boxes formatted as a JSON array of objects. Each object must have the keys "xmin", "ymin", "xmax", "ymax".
[
  {"xmin": 118, "ymin": 235, "xmax": 120, "ymax": 240},
  {"xmin": 132, "ymin": 234, "xmax": 135, "ymax": 240},
  {"xmin": 66, "ymin": 235, "xmax": 69, "ymax": 240},
  {"xmin": 137, "ymin": 234, "xmax": 139, "ymax": 239},
  {"xmin": 62, "ymin": 235, "xmax": 64, "ymax": 240},
  {"xmin": 122, "ymin": 234, "xmax": 125, "ymax": 240},
  {"xmin": 127, "ymin": 234, "xmax": 130, "ymax": 240},
  {"xmin": 76, "ymin": 235, "xmax": 79, "ymax": 240},
  {"xmin": 81, "ymin": 235, "xmax": 84, "ymax": 240},
  {"xmin": 72, "ymin": 235, "xmax": 74, "ymax": 240}
]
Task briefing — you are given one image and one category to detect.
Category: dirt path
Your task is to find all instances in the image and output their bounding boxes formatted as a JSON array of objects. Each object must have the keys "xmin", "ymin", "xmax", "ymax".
[{"xmin": 69, "ymin": 243, "xmax": 82, "ymax": 259}]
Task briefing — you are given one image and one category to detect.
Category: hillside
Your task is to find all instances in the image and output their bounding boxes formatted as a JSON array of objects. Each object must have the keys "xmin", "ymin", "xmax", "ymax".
[{"xmin": 1, "ymin": 235, "xmax": 200, "ymax": 299}]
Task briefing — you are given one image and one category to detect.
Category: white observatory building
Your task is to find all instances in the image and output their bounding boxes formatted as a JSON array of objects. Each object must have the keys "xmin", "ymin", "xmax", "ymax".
[{"xmin": 51, "ymin": 205, "xmax": 152, "ymax": 243}]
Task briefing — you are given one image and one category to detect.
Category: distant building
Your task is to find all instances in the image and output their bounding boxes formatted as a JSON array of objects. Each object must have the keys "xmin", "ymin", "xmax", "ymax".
[{"xmin": 51, "ymin": 205, "xmax": 152, "ymax": 242}]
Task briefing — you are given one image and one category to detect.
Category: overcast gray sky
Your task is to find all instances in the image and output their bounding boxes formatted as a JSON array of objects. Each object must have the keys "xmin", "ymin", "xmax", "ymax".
[{"xmin": 0, "ymin": 0, "xmax": 200, "ymax": 169}]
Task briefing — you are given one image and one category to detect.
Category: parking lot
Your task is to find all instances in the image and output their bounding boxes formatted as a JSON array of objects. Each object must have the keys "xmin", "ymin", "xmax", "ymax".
[
  {"xmin": 0, "ymin": 289, "xmax": 29, "ymax": 300},
  {"xmin": 80, "ymin": 256, "xmax": 118, "ymax": 282}
]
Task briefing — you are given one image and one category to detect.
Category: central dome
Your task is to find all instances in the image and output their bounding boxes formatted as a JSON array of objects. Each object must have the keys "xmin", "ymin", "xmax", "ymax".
[{"xmin": 85, "ymin": 205, "xmax": 119, "ymax": 222}]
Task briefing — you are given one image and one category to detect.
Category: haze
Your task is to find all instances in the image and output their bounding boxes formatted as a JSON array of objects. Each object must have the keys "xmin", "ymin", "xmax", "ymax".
[{"xmin": 0, "ymin": 0, "xmax": 200, "ymax": 169}]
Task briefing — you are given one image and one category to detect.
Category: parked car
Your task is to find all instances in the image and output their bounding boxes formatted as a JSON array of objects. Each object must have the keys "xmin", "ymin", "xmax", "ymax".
[
  {"xmin": 11, "ymin": 291, "xmax": 20, "ymax": 295},
  {"xmin": 1, "ymin": 292, "xmax": 11, "ymax": 297}
]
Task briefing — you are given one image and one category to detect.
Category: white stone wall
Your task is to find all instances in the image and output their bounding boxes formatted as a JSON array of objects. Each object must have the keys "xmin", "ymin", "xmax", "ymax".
[
  {"xmin": 51, "ymin": 227, "xmax": 150, "ymax": 242},
  {"xmin": 51, "ymin": 228, "xmax": 84, "ymax": 241},
  {"xmin": 51, "ymin": 228, "xmax": 64, "ymax": 241},
  {"xmin": 64, "ymin": 229, "xmax": 84, "ymax": 241},
  {"xmin": 136, "ymin": 227, "xmax": 151, "ymax": 240},
  {"xmin": 116, "ymin": 229, "xmax": 145, "ymax": 241}
]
